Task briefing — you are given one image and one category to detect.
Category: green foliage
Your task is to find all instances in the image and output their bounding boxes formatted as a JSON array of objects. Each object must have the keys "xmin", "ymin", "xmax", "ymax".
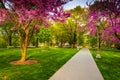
[
  {"xmin": 77, "ymin": 37, "xmax": 83, "ymax": 45},
  {"xmin": 65, "ymin": 18, "xmax": 77, "ymax": 45},
  {"xmin": 50, "ymin": 6, "xmax": 88, "ymax": 47},
  {"xmin": 38, "ymin": 27, "xmax": 52, "ymax": 43},
  {"xmin": 52, "ymin": 22, "xmax": 68, "ymax": 44},
  {"xmin": 77, "ymin": 32, "xmax": 84, "ymax": 45},
  {"xmin": 70, "ymin": 6, "xmax": 88, "ymax": 24},
  {"xmin": 69, "ymin": 6, "xmax": 88, "ymax": 46},
  {"xmin": 0, "ymin": 36, "xmax": 7, "ymax": 48},
  {"xmin": 12, "ymin": 34, "xmax": 20, "ymax": 47},
  {"xmin": 91, "ymin": 49, "xmax": 120, "ymax": 80},
  {"xmin": 115, "ymin": 44, "xmax": 120, "ymax": 50},
  {"xmin": 0, "ymin": 48, "xmax": 77, "ymax": 80},
  {"xmin": 49, "ymin": 6, "xmax": 88, "ymax": 47},
  {"xmin": 30, "ymin": 36, "xmax": 36, "ymax": 46},
  {"xmin": 0, "ymin": 22, "xmax": 14, "ymax": 46},
  {"xmin": 88, "ymin": 36, "xmax": 97, "ymax": 48},
  {"xmin": 53, "ymin": 18, "xmax": 78, "ymax": 47}
]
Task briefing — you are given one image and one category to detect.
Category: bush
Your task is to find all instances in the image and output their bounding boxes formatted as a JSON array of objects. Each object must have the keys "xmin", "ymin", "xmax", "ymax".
[
  {"xmin": 115, "ymin": 44, "xmax": 120, "ymax": 50},
  {"xmin": 12, "ymin": 37, "xmax": 20, "ymax": 47},
  {"xmin": 0, "ymin": 37, "xmax": 7, "ymax": 48}
]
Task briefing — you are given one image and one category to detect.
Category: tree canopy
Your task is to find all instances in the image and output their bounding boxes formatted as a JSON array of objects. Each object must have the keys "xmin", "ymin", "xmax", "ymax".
[
  {"xmin": 0, "ymin": 0, "xmax": 72, "ymax": 63},
  {"xmin": 88, "ymin": 0, "xmax": 120, "ymax": 44}
]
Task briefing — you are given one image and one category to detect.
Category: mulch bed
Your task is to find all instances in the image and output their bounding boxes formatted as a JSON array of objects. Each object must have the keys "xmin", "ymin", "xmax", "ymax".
[{"xmin": 10, "ymin": 60, "xmax": 38, "ymax": 65}]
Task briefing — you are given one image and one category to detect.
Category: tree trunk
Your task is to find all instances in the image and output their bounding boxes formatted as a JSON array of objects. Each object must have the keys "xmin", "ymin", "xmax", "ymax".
[
  {"xmin": 98, "ymin": 27, "xmax": 101, "ymax": 53},
  {"xmin": 96, "ymin": 26, "xmax": 101, "ymax": 58},
  {"xmin": 18, "ymin": 28, "xmax": 29, "ymax": 63},
  {"xmin": 60, "ymin": 40, "xmax": 63, "ymax": 47},
  {"xmin": 20, "ymin": 44, "xmax": 27, "ymax": 62},
  {"xmin": 0, "ymin": 0, "xmax": 6, "ymax": 8},
  {"xmin": 35, "ymin": 38, "xmax": 38, "ymax": 47},
  {"xmin": 8, "ymin": 35, "xmax": 12, "ymax": 46},
  {"xmin": 71, "ymin": 44, "xmax": 76, "ymax": 48}
]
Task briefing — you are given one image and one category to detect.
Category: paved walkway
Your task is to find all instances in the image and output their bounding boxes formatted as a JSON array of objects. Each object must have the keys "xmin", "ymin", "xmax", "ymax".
[{"xmin": 49, "ymin": 48, "xmax": 104, "ymax": 80}]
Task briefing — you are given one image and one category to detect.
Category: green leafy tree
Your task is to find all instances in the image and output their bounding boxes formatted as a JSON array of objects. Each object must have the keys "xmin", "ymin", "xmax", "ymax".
[
  {"xmin": 37, "ymin": 27, "xmax": 52, "ymax": 47},
  {"xmin": 66, "ymin": 6, "xmax": 88, "ymax": 47},
  {"xmin": 0, "ymin": 35, "xmax": 7, "ymax": 48},
  {"xmin": 51, "ymin": 22, "xmax": 67, "ymax": 47},
  {"xmin": 51, "ymin": 6, "xmax": 88, "ymax": 48},
  {"xmin": 0, "ymin": 21, "xmax": 14, "ymax": 47},
  {"xmin": 65, "ymin": 18, "xmax": 77, "ymax": 48},
  {"xmin": 88, "ymin": 35, "xmax": 97, "ymax": 48}
]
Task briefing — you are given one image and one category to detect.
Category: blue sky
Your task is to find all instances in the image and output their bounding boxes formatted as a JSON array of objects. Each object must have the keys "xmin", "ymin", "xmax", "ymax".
[{"xmin": 64, "ymin": 0, "xmax": 93, "ymax": 10}]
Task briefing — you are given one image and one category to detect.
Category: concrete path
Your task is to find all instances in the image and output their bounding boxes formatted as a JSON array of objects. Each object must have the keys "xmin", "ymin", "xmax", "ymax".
[{"xmin": 49, "ymin": 48, "xmax": 104, "ymax": 80}]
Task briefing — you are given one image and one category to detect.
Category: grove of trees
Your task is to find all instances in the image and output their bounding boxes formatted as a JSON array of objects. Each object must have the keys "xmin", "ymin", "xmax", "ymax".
[{"xmin": 0, "ymin": 0, "xmax": 120, "ymax": 63}]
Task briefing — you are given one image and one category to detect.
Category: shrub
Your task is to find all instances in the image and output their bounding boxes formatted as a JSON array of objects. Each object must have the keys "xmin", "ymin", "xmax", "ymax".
[{"xmin": 0, "ymin": 37, "xmax": 7, "ymax": 48}]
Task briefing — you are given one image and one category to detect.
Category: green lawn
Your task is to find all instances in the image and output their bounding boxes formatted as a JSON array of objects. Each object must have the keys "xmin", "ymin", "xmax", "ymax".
[
  {"xmin": 0, "ymin": 48, "xmax": 78, "ymax": 80},
  {"xmin": 0, "ymin": 48, "xmax": 120, "ymax": 80},
  {"xmin": 90, "ymin": 49, "xmax": 120, "ymax": 80}
]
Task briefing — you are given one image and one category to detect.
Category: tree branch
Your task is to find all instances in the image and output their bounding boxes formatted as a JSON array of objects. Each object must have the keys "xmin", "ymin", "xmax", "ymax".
[{"xmin": 0, "ymin": 0, "xmax": 6, "ymax": 8}]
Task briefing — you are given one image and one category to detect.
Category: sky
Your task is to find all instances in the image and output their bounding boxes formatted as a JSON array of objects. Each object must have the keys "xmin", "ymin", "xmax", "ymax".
[{"xmin": 64, "ymin": 0, "xmax": 94, "ymax": 10}]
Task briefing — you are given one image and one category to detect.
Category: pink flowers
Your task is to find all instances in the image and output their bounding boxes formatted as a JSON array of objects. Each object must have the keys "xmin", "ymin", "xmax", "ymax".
[
  {"xmin": 33, "ymin": 25, "xmax": 40, "ymax": 33},
  {"xmin": 15, "ymin": 9, "xmax": 38, "ymax": 24},
  {"xmin": 111, "ymin": 37, "xmax": 117, "ymax": 42},
  {"xmin": 87, "ymin": 0, "xmax": 120, "ymax": 44},
  {"xmin": 0, "ymin": 9, "xmax": 7, "ymax": 24}
]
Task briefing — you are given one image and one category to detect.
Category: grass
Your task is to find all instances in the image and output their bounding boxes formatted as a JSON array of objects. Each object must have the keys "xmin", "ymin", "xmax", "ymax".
[
  {"xmin": 90, "ymin": 49, "xmax": 120, "ymax": 80},
  {"xmin": 0, "ymin": 47, "xmax": 78, "ymax": 80},
  {"xmin": 0, "ymin": 48, "xmax": 120, "ymax": 80}
]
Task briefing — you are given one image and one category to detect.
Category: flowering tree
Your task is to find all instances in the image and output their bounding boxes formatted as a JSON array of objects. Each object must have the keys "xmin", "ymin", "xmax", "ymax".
[
  {"xmin": 89, "ymin": 0, "xmax": 120, "ymax": 47},
  {"xmin": 88, "ymin": 10, "xmax": 107, "ymax": 58},
  {"xmin": 87, "ymin": 0, "xmax": 120, "ymax": 57},
  {"xmin": 0, "ymin": 0, "xmax": 71, "ymax": 63}
]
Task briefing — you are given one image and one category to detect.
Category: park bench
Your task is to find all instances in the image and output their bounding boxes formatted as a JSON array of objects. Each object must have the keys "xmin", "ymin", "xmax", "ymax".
[{"xmin": 49, "ymin": 48, "xmax": 104, "ymax": 80}]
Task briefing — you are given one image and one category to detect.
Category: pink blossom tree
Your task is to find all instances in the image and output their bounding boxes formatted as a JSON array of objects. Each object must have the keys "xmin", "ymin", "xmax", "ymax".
[
  {"xmin": 89, "ymin": 0, "xmax": 120, "ymax": 41},
  {"xmin": 88, "ymin": 0, "xmax": 120, "ymax": 44},
  {"xmin": 87, "ymin": 0, "xmax": 120, "ymax": 57},
  {"xmin": 0, "ymin": 0, "xmax": 71, "ymax": 63}
]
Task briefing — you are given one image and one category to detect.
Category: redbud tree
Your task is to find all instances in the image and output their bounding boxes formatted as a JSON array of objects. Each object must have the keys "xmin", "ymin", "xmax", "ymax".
[
  {"xmin": 0, "ymin": 0, "xmax": 71, "ymax": 63},
  {"xmin": 87, "ymin": 0, "xmax": 120, "ymax": 49}
]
